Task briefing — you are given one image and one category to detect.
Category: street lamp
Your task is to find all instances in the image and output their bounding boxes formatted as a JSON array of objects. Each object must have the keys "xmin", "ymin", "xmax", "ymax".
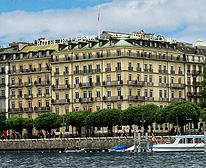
[{"xmin": 140, "ymin": 112, "xmax": 145, "ymax": 137}]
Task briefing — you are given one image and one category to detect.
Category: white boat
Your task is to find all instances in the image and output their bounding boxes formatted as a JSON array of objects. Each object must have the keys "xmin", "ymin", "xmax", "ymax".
[
  {"xmin": 153, "ymin": 135, "xmax": 205, "ymax": 152},
  {"xmin": 63, "ymin": 146, "xmax": 85, "ymax": 153}
]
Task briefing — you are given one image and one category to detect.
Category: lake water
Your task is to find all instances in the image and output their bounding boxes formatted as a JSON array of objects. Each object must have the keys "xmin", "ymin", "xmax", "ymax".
[{"xmin": 0, "ymin": 152, "xmax": 206, "ymax": 168}]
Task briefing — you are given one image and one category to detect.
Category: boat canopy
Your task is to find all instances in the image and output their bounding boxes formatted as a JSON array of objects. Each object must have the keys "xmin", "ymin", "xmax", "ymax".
[
  {"xmin": 171, "ymin": 135, "xmax": 204, "ymax": 139},
  {"xmin": 109, "ymin": 145, "xmax": 129, "ymax": 150}
]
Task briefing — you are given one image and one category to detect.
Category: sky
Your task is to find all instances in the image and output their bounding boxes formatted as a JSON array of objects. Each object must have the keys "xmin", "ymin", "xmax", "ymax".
[{"xmin": 0, "ymin": 0, "xmax": 206, "ymax": 45}]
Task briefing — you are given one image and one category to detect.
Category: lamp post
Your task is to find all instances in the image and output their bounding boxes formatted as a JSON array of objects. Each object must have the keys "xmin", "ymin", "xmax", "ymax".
[{"xmin": 140, "ymin": 112, "xmax": 145, "ymax": 138}]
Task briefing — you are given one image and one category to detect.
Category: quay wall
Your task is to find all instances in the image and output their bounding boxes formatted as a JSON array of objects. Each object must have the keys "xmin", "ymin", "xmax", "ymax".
[{"xmin": 0, "ymin": 136, "xmax": 170, "ymax": 153}]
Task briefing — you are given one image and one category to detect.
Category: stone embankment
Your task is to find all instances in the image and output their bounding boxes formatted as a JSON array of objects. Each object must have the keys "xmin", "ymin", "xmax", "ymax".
[{"xmin": 0, "ymin": 136, "xmax": 171, "ymax": 153}]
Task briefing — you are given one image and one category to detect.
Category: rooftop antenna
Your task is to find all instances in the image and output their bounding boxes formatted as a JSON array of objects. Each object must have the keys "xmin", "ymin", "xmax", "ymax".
[{"xmin": 98, "ymin": 6, "xmax": 100, "ymax": 39}]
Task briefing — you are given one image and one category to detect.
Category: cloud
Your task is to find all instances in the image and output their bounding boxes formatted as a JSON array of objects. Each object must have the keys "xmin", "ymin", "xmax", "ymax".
[{"xmin": 0, "ymin": 0, "xmax": 206, "ymax": 45}]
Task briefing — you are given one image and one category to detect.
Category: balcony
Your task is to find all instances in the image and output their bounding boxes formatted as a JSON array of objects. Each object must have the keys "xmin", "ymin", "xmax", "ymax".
[
  {"xmin": 10, "ymin": 95, "xmax": 16, "ymax": 99},
  {"xmin": 136, "ymin": 67, "xmax": 141, "ymax": 72},
  {"xmin": 102, "ymin": 80, "xmax": 123, "ymax": 87},
  {"xmin": 54, "ymin": 72, "xmax": 60, "ymax": 76},
  {"xmin": 9, "ymin": 83, "xmax": 24, "ymax": 88},
  {"xmin": 170, "ymin": 83, "xmax": 185, "ymax": 89},
  {"xmin": 170, "ymin": 70, "xmax": 175, "ymax": 74},
  {"xmin": 103, "ymin": 96, "xmax": 123, "ymax": 102},
  {"xmin": 9, "ymin": 108, "xmax": 23, "ymax": 113},
  {"xmin": 0, "ymin": 96, "xmax": 5, "ymax": 99},
  {"xmin": 145, "ymin": 97, "xmax": 154, "ymax": 101},
  {"xmin": 34, "ymin": 80, "xmax": 50, "ymax": 86},
  {"xmin": 178, "ymin": 71, "xmax": 183, "ymax": 75},
  {"xmin": 0, "ymin": 71, "xmax": 5, "ymax": 75},
  {"xmin": 95, "ymin": 97, "xmax": 101, "ymax": 101},
  {"xmin": 52, "ymin": 99, "xmax": 70, "ymax": 105},
  {"xmin": 128, "ymin": 96, "xmax": 145, "ymax": 101},
  {"xmin": 24, "ymin": 94, "xmax": 33, "ymax": 99},
  {"xmin": 52, "ymin": 57, "xmax": 72, "ymax": 62},
  {"xmin": 52, "ymin": 84, "xmax": 70, "ymax": 90},
  {"xmin": 144, "ymin": 69, "xmax": 153, "ymax": 73},
  {"xmin": 128, "ymin": 67, "xmax": 133, "ymax": 71},
  {"xmin": 81, "ymin": 97, "xmax": 93, "ymax": 103},
  {"xmin": 105, "ymin": 68, "xmax": 111, "ymax": 72},
  {"xmin": 159, "ymin": 97, "xmax": 169, "ymax": 102},
  {"xmin": 24, "ymin": 107, "xmax": 33, "ymax": 112},
  {"xmin": 74, "ymin": 98, "xmax": 80, "ymax": 103},
  {"xmin": 17, "ymin": 95, "xmax": 23, "ymax": 98},
  {"xmin": 9, "ymin": 67, "xmax": 51, "ymax": 74},
  {"xmin": 95, "ymin": 82, "xmax": 101, "ymax": 86},
  {"xmin": 192, "ymin": 70, "xmax": 201, "ymax": 76},
  {"xmin": 34, "ymin": 107, "xmax": 50, "ymax": 112},
  {"xmin": 192, "ymin": 82, "xmax": 201, "ymax": 86},
  {"xmin": 80, "ymin": 82, "xmax": 93, "ymax": 89},
  {"xmin": 63, "ymin": 71, "xmax": 69, "ymax": 75},
  {"xmin": 187, "ymin": 92, "xmax": 201, "ymax": 97},
  {"xmin": 73, "ymin": 70, "xmax": 80, "ymax": 74},
  {"xmin": 95, "ymin": 69, "xmax": 101, "ymax": 73},
  {"xmin": 159, "ymin": 83, "xmax": 169, "ymax": 87},
  {"xmin": 0, "ymin": 82, "xmax": 5, "ymax": 86},
  {"xmin": 24, "ymin": 82, "xmax": 33, "ymax": 87},
  {"xmin": 127, "ymin": 80, "xmax": 144, "ymax": 87},
  {"xmin": 80, "ymin": 69, "xmax": 94, "ymax": 74},
  {"xmin": 170, "ymin": 98, "xmax": 185, "ymax": 102},
  {"xmin": 144, "ymin": 82, "xmax": 154, "ymax": 86},
  {"xmin": 115, "ymin": 67, "xmax": 121, "ymax": 71}
]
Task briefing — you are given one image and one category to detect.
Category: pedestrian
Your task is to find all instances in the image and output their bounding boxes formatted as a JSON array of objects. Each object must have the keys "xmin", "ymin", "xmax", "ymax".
[{"xmin": 123, "ymin": 128, "xmax": 126, "ymax": 137}]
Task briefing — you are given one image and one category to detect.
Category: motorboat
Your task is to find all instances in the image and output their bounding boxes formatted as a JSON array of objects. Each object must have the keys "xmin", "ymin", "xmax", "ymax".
[
  {"xmin": 63, "ymin": 146, "xmax": 85, "ymax": 153},
  {"xmin": 153, "ymin": 135, "xmax": 205, "ymax": 152}
]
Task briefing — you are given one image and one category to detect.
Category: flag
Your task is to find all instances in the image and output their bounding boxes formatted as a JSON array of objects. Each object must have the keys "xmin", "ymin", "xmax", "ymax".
[
  {"xmin": 88, "ymin": 108, "xmax": 91, "ymax": 113},
  {"xmin": 151, "ymin": 133, "xmax": 157, "ymax": 144},
  {"xmin": 73, "ymin": 107, "xmax": 76, "ymax": 112},
  {"xmin": 98, "ymin": 8, "xmax": 100, "ymax": 22}
]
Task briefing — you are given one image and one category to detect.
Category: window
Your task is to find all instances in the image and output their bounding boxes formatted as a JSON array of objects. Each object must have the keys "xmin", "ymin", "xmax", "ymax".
[
  {"xmin": 117, "ymin": 89, "xmax": 121, "ymax": 97},
  {"xmin": 107, "ymin": 51, "xmax": 110, "ymax": 57},
  {"xmin": 12, "ymin": 78, "xmax": 15, "ymax": 85},
  {"xmin": 56, "ymin": 93, "xmax": 59, "ymax": 100},
  {"xmin": 13, "ymin": 54, "xmax": 16, "ymax": 60},
  {"xmin": 96, "ymin": 64, "xmax": 100, "ymax": 72},
  {"xmin": 38, "ymin": 76, "xmax": 41, "ymax": 84},
  {"xmin": 88, "ymin": 65, "xmax": 92, "ymax": 73},
  {"xmin": 107, "ymin": 105, "xmax": 111, "ymax": 109},
  {"xmin": 46, "ymin": 100, "xmax": 49, "ymax": 107},
  {"xmin": 144, "ymin": 64, "xmax": 147, "ymax": 71},
  {"xmin": 145, "ymin": 89, "xmax": 148, "ymax": 97},
  {"xmin": 117, "ymin": 50, "xmax": 121, "ymax": 56},
  {"xmin": 150, "ymin": 90, "xmax": 153, "ymax": 97},
  {"xmin": 65, "ymin": 67, "xmax": 69, "ymax": 74},
  {"xmin": 129, "ymin": 74, "xmax": 132, "ymax": 81},
  {"xmin": 83, "ymin": 66, "xmax": 87, "ymax": 73},
  {"xmin": 12, "ymin": 65, "xmax": 16, "ymax": 73},
  {"xmin": 96, "ymin": 106, "xmax": 100, "ymax": 111},
  {"xmin": 75, "ymin": 54, "xmax": 79, "ymax": 60},
  {"xmin": 56, "ymin": 67, "xmax": 59, "ymax": 75},
  {"xmin": 137, "ymin": 89, "xmax": 140, "ymax": 96},
  {"xmin": 29, "ymin": 53, "xmax": 32, "ymax": 58},
  {"xmin": 46, "ymin": 87, "xmax": 49, "ymax": 96},
  {"xmin": 159, "ymin": 76, "xmax": 162, "ymax": 83},
  {"xmin": 164, "ymin": 76, "xmax": 166, "ymax": 83},
  {"xmin": 39, "ymin": 52, "xmax": 42, "ymax": 58},
  {"xmin": 38, "ymin": 64, "xmax": 42, "ymax": 71},
  {"xmin": 65, "ymin": 55, "xmax": 69, "ymax": 61},
  {"xmin": 107, "ymin": 75, "xmax": 111, "ymax": 82},
  {"xmin": 96, "ymin": 75, "xmax": 100, "ymax": 84},
  {"xmin": 83, "ymin": 106, "xmax": 87, "ymax": 111},
  {"xmin": 46, "ymin": 51, "xmax": 50, "ymax": 56},
  {"xmin": 128, "ymin": 50, "xmax": 131, "ymax": 56},
  {"xmin": 88, "ymin": 53, "xmax": 92, "ymax": 58},
  {"xmin": 38, "ymin": 100, "xmax": 42, "ymax": 108},
  {"xmin": 171, "ymin": 91, "xmax": 174, "ymax": 98},
  {"xmin": 178, "ymin": 78, "xmax": 181, "ymax": 84},
  {"xmin": 65, "ymin": 107, "xmax": 69, "ymax": 114},
  {"xmin": 19, "ymin": 65, "xmax": 23, "ymax": 73},
  {"xmin": 96, "ymin": 91, "xmax": 100, "ymax": 98},
  {"xmin": 65, "ymin": 93, "xmax": 69, "ymax": 100},
  {"xmin": 38, "ymin": 88, "xmax": 42, "ymax": 96},
  {"xmin": 117, "ymin": 74, "xmax": 121, "ymax": 81},
  {"xmin": 65, "ymin": 78, "xmax": 69, "ymax": 86},
  {"xmin": 149, "ymin": 75, "xmax": 152, "ymax": 83},
  {"xmin": 159, "ymin": 90, "xmax": 162, "ymax": 98},
  {"xmin": 28, "ymin": 77, "xmax": 32, "ymax": 84},
  {"xmin": 75, "ymin": 92, "xmax": 79, "ymax": 99},
  {"xmin": 56, "ymin": 107, "xmax": 59, "ymax": 114},
  {"xmin": 28, "ymin": 88, "xmax": 32, "ymax": 96},
  {"xmin": 107, "ymin": 90, "xmax": 111, "ymax": 97},
  {"xmin": 55, "ymin": 78, "xmax": 59, "ymax": 86},
  {"xmin": 83, "ymin": 91, "xmax": 87, "ymax": 98},
  {"xmin": 179, "ymin": 91, "xmax": 182, "ymax": 98},
  {"xmin": 75, "ymin": 77, "xmax": 79, "ymax": 84},
  {"xmin": 144, "ymin": 75, "xmax": 147, "ymax": 82},
  {"xmin": 117, "ymin": 104, "xmax": 121, "ymax": 109},
  {"xmin": 19, "ymin": 77, "xmax": 22, "ymax": 85},
  {"xmin": 164, "ymin": 90, "xmax": 167, "ymax": 98},
  {"xmin": 11, "ymin": 90, "xmax": 15, "ymax": 98},
  {"xmin": 117, "ymin": 62, "xmax": 121, "ymax": 70},
  {"xmin": 12, "ymin": 101, "xmax": 15, "ymax": 109},
  {"xmin": 89, "ymin": 106, "xmax": 92, "ymax": 113},
  {"xmin": 28, "ymin": 101, "xmax": 32, "ymax": 108},
  {"xmin": 129, "ymin": 88, "xmax": 132, "ymax": 96},
  {"xmin": 137, "ymin": 74, "xmax": 140, "ymax": 81},
  {"xmin": 19, "ymin": 101, "xmax": 22, "ymax": 108},
  {"xmin": 171, "ymin": 77, "xmax": 174, "ymax": 84},
  {"xmin": 89, "ymin": 91, "xmax": 92, "ymax": 98}
]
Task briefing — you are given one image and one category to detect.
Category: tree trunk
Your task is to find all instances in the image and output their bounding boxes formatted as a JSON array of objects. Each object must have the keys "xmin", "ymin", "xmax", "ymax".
[{"xmin": 129, "ymin": 125, "xmax": 132, "ymax": 136}]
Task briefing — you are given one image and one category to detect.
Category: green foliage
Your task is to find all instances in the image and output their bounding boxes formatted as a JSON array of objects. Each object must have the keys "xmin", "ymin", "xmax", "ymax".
[
  {"xmin": 159, "ymin": 101, "xmax": 200, "ymax": 126},
  {"xmin": 200, "ymin": 66, "xmax": 206, "ymax": 108},
  {"xmin": 86, "ymin": 110, "xmax": 104, "ymax": 127},
  {"xmin": 200, "ymin": 108, "xmax": 206, "ymax": 122},
  {"xmin": 6, "ymin": 116, "xmax": 33, "ymax": 133},
  {"xmin": 34, "ymin": 113, "xmax": 61, "ymax": 132},
  {"xmin": 0, "ymin": 112, "xmax": 6, "ymax": 131},
  {"xmin": 119, "ymin": 106, "xmax": 139, "ymax": 126},
  {"xmin": 65, "ymin": 110, "xmax": 90, "ymax": 128}
]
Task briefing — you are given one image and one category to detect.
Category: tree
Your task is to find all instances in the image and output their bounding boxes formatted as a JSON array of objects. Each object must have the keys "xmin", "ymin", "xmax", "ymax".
[
  {"xmin": 200, "ymin": 65, "xmax": 206, "ymax": 108},
  {"xmin": 135, "ymin": 104, "xmax": 159, "ymax": 133},
  {"xmin": 120, "ymin": 106, "xmax": 139, "ymax": 136},
  {"xmin": 159, "ymin": 101, "xmax": 200, "ymax": 133},
  {"xmin": 65, "ymin": 111, "xmax": 90, "ymax": 136},
  {"xmin": 101, "ymin": 109, "xmax": 121, "ymax": 135},
  {"xmin": 34, "ymin": 113, "xmax": 61, "ymax": 133},
  {"xmin": 200, "ymin": 108, "xmax": 206, "ymax": 122},
  {"xmin": 0, "ymin": 112, "xmax": 6, "ymax": 131},
  {"xmin": 6, "ymin": 116, "xmax": 33, "ymax": 134}
]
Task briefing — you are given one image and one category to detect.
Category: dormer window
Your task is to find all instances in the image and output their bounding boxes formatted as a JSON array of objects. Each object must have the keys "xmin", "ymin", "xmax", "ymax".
[
  {"xmin": 29, "ymin": 53, "xmax": 32, "ymax": 58},
  {"xmin": 13, "ymin": 54, "xmax": 16, "ymax": 60},
  {"xmin": 75, "ymin": 54, "xmax": 79, "ymax": 60},
  {"xmin": 159, "ymin": 44, "xmax": 162, "ymax": 48},
  {"xmin": 20, "ymin": 53, "xmax": 23, "ymax": 59},
  {"xmin": 89, "ymin": 42, "xmax": 92, "ymax": 48},
  {"xmin": 69, "ymin": 45, "xmax": 72, "ymax": 50},
  {"xmin": 3, "ymin": 55, "xmax": 6, "ymax": 60},
  {"xmin": 150, "ymin": 42, "xmax": 152, "ymax": 47},
  {"xmin": 46, "ymin": 51, "xmax": 50, "ymax": 56},
  {"xmin": 39, "ymin": 52, "xmax": 42, "ymax": 58},
  {"xmin": 99, "ymin": 41, "xmax": 102, "ymax": 47},
  {"xmin": 166, "ymin": 44, "xmax": 168, "ymax": 49},
  {"xmin": 140, "ymin": 41, "xmax": 143, "ymax": 46},
  {"xmin": 78, "ymin": 44, "xmax": 81, "ymax": 49},
  {"xmin": 154, "ymin": 43, "xmax": 157, "ymax": 47}
]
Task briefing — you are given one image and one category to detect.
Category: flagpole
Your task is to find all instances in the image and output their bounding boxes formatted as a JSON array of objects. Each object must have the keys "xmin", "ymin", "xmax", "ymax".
[{"xmin": 98, "ymin": 6, "xmax": 100, "ymax": 39}]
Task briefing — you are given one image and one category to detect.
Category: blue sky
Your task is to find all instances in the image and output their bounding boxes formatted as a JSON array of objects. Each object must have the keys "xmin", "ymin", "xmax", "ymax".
[{"xmin": 0, "ymin": 0, "xmax": 206, "ymax": 45}]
